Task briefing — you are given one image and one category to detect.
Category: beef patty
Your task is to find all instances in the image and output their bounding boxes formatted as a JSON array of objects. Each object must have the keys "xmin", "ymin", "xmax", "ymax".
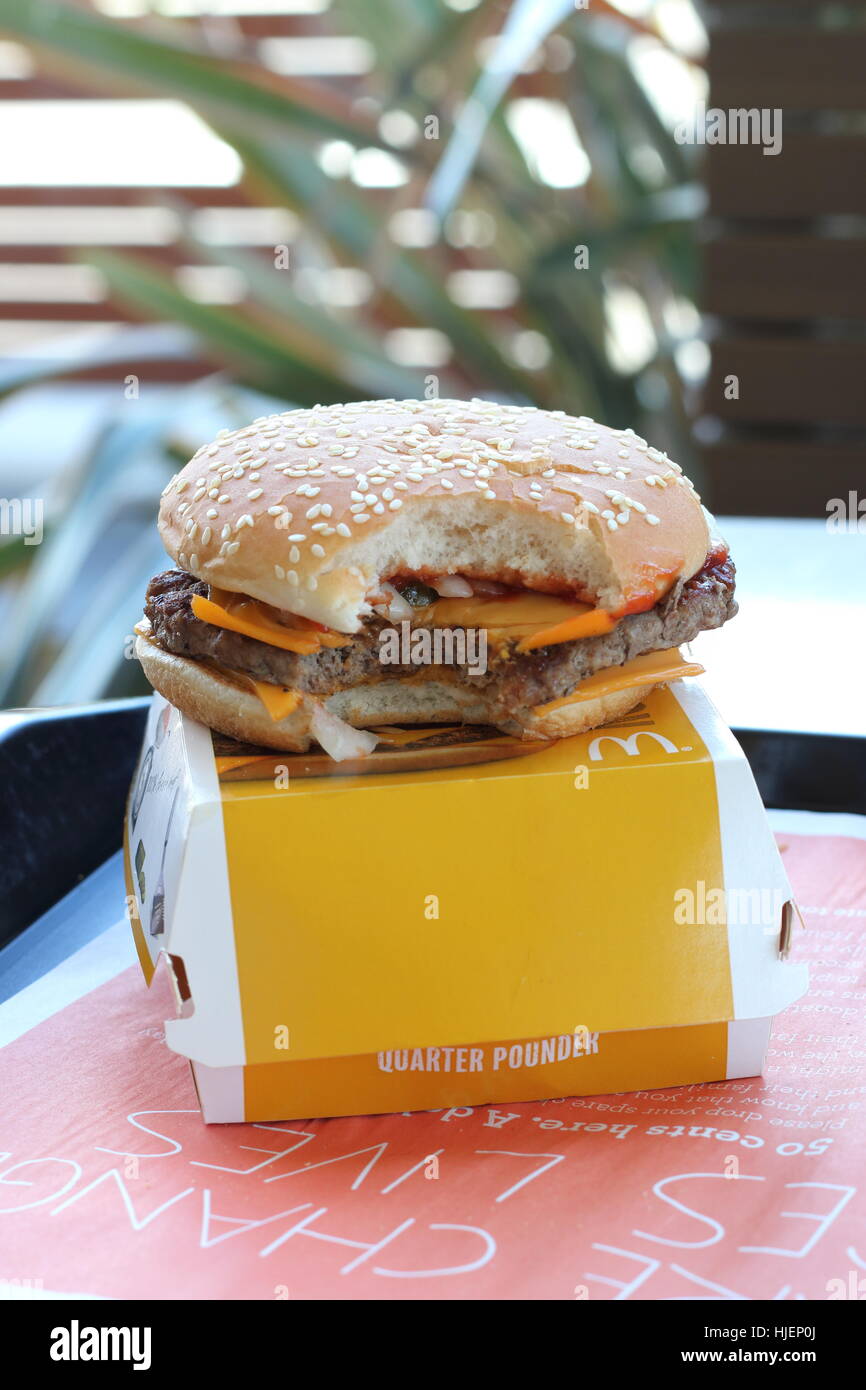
[{"xmin": 143, "ymin": 556, "xmax": 736, "ymax": 717}]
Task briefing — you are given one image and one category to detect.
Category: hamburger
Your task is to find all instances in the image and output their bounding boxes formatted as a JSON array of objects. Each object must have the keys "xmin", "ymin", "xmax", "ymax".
[{"xmin": 136, "ymin": 398, "xmax": 736, "ymax": 760}]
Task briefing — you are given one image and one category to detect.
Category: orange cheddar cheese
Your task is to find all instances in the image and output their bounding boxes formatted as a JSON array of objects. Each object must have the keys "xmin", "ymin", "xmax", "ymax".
[
  {"xmin": 204, "ymin": 653, "xmax": 304, "ymax": 724},
  {"xmin": 420, "ymin": 593, "xmax": 592, "ymax": 634},
  {"xmin": 516, "ymin": 608, "xmax": 617, "ymax": 652},
  {"xmin": 418, "ymin": 592, "xmax": 618, "ymax": 650},
  {"xmin": 246, "ymin": 680, "xmax": 302, "ymax": 722},
  {"xmin": 532, "ymin": 648, "xmax": 704, "ymax": 716},
  {"xmin": 191, "ymin": 592, "xmax": 351, "ymax": 655},
  {"xmin": 193, "ymin": 586, "xmax": 619, "ymax": 657}
]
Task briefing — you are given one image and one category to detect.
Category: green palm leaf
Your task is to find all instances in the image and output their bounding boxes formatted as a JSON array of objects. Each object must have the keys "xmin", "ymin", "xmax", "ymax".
[{"xmin": 0, "ymin": 0, "xmax": 394, "ymax": 150}]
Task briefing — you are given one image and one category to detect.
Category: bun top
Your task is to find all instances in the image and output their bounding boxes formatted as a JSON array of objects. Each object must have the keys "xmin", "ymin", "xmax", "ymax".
[{"xmin": 159, "ymin": 398, "xmax": 710, "ymax": 632}]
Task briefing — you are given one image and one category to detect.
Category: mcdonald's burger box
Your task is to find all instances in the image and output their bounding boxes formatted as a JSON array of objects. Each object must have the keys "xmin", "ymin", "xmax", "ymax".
[{"xmin": 124, "ymin": 680, "xmax": 808, "ymax": 1123}]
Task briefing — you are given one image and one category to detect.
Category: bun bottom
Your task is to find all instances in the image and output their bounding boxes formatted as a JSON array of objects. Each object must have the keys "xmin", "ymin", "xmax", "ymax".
[{"xmin": 136, "ymin": 637, "xmax": 656, "ymax": 752}]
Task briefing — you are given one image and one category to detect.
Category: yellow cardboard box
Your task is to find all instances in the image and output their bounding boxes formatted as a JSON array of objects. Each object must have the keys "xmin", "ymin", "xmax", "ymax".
[{"xmin": 124, "ymin": 681, "xmax": 808, "ymax": 1122}]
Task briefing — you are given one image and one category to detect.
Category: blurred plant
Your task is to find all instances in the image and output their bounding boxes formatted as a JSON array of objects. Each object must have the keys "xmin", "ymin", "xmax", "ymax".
[{"xmin": 0, "ymin": 0, "xmax": 703, "ymax": 705}]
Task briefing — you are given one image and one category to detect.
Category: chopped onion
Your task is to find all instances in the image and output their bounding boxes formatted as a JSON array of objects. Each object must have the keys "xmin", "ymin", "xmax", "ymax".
[
  {"xmin": 311, "ymin": 704, "xmax": 378, "ymax": 761},
  {"xmin": 388, "ymin": 593, "xmax": 414, "ymax": 622},
  {"xmin": 373, "ymin": 581, "xmax": 414, "ymax": 622},
  {"xmin": 431, "ymin": 574, "xmax": 474, "ymax": 597}
]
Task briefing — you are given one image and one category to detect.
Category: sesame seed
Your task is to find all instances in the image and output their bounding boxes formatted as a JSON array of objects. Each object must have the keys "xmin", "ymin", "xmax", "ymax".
[
  {"xmin": 645, "ymin": 513, "xmax": 660, "ymax": 525},
  {"xmin": 236, "ymin": 514, "xmax": 254, "ymax": 530},
  {"xmin": 189, "ymin": 553, "xmax": 198, "ymax": 569},
  {"xmin": 306, "ymin": 576, "xmax": 317, "ymax": 591},
  {"xmin": 287, "ymin": 570, "xmax": 299, "ymax": 586},
  {"xmin": 606, "ymin": 519, "xmax": 618, "ymax": 532},
  {"xmin": 248, "ymin": 488, "xmax": 263, "ymax": 500},
  {"xmin": 311, "ymin": 521, "xmax": 329, "ymax": 533},
  {"xmin": 484, "ymin": 489, "xmax": 496, "ymax": 500},
  {"xmin": 336, "ymin": 522, "xmax": 351, "ymax": 537},
  {"xmin": 201, "ymin": 526, "xmax": 212, "ymax": 544},
  {"xmin": 218, "ymin": 494, "xmax": 231, "ymax": 504},
  {"xmin": 321, "ymin": 503, "xmax": 332, "ymax": 517},
  {"xmin": 354, "ymin": 514, "xmax": 370, "ymax": 524},
  {"xmin": 206, "ymin": 508, "xmax": 218, "ymax": 519},
  {"xmin": 268, "ymin": 505, "xmax": 285, "ymax": 517},
  {"xmin": 306, "ymin": 505, "xmax": 322, "ymax": 519},
  {"xmin": 561, "ymin": 512, "xmax": 575, "ymax": 524},
  {"xmin": 441, "ymin": 479, "xmax": 454, "ymax": 490},
  {"xmin": 389, "ymin": 498, "xmax": 402, "ymax": 510},
  {"xmin": 275, "ymin": 564, "xmax": 285, "ymax": 579},
  {"xmin": 288, "ymin": 533, "xmax": 306, "ymax": 542},
  {"xmin": 373, "ymin": 502, "xmax": 385, "ymax": 514},
  {"xmin": 227, "ymin": 541, "xmax": 240, "ymax": 555},
  {"xmin": 311, "ymin": 544, "xmax": 325, "ymax": 558}
]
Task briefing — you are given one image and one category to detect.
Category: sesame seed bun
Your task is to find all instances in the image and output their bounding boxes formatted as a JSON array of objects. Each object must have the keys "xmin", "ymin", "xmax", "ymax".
[
  {"xmin": 159, "ymin": 398, "xmax": 708, "ymax": 632},
  {"xmin": 136, "ymin": 635, "xmax": 657, "ymax": 751}
]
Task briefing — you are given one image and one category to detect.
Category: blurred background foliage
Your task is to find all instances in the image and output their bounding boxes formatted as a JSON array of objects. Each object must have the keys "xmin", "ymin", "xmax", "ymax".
[{"xmin": 0, "ymin": 0, "xmax": 706, "ymax": 707}]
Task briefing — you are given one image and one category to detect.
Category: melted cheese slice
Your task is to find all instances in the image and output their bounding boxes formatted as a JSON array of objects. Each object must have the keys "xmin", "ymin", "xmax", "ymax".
[
  {"xmin": 206, "ymin": 656, "xmax": 303, "ymax": 723},
  {"xmin": 420, "ymin": 593, "xmax": 589, "ymax": 632},
  {"xmin": 417, "ymin": 592, "xmax": 617, "ymax": 650},
  {"xmin": 192, "ymin": 592, "xmax": 350, "ymax": 655},
  {"xmin": 516, "ymin": 608, "xmax": 616, "ymax": 651},
  {"xmin": 533, "ymin": 649, "xmax": 704, "ymax": 716},
  {"xmin": 194, "ymin": 586, "xmax": 618, "ymax": 656},
  {"xmin": 247, "ymin": 679, "xmax": 302, "ymax": 722}
]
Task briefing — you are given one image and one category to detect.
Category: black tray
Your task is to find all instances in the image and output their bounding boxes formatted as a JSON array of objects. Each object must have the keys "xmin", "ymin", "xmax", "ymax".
[{"xmin": 0, "ymin": 698, "xmax": 863, "ymax": 950}]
